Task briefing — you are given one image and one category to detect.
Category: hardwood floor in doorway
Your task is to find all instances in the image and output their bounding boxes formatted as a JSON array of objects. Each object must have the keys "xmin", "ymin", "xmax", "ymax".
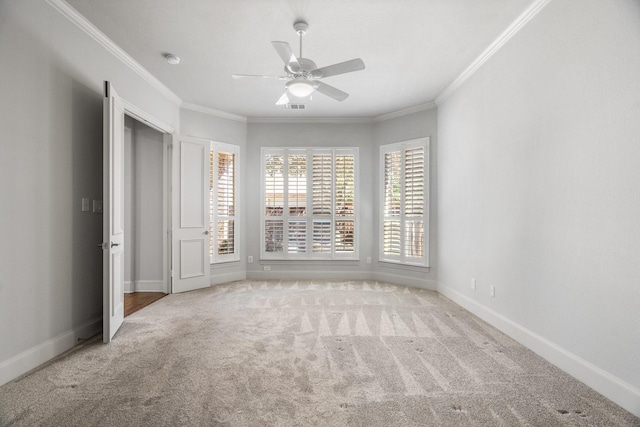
[{"xmin": 124, "ymin": 292, "xmax": 167, "ymax": 317}]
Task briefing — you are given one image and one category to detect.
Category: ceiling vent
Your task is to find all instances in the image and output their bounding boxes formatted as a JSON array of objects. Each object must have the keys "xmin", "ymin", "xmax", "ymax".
[{"xmin": 285, "ymin": 103, "xmax": 306, "ymax": 110}]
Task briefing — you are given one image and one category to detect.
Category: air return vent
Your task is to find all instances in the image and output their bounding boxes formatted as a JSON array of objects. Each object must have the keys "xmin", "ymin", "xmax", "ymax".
[{"xmin": 285, "ymin": 104, "xmax": 306, "ymax": 110}]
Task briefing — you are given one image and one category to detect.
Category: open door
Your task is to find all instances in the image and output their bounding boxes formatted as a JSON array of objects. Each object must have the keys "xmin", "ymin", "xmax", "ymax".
[
  {"xmin": 102, "ymin": 81, "xmax": 125, "ymax": 342},
  {"xmin": 171, "ymin": 135, "xmax": 211, "ymax": 293}
]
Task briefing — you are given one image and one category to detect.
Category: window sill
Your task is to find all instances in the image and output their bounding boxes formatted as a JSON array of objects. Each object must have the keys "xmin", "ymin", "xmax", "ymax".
[{"xmin": 378, "ymin": 260, "xmax": 430, "ymax": 273}]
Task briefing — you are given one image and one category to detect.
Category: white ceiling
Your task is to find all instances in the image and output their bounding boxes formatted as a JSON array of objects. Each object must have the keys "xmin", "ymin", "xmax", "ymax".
[{"xmin": 66, "ymin": 0, "xmax": 534, "ymax": 119}]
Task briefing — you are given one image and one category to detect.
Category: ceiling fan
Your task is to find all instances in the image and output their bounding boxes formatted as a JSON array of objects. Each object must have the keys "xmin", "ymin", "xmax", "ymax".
[{"xmin": 232, "ymin": 20, "xmax": 365, "ymax": 105}]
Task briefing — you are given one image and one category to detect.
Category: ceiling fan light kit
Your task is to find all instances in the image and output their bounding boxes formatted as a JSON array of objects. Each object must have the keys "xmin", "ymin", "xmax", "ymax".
[
  {"xmin": 286, "ymin": 79, "xmax": 315, "ymax": 97},
  {"xmin": 232, "ymin": 20, "xmax": 365, "ymax": 106}
]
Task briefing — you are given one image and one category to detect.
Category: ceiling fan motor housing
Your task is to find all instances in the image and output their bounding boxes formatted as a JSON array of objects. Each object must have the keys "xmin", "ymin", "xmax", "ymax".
[{"xmin": 286, "ymin": 57, "xmax": 317, "ymax": 77}]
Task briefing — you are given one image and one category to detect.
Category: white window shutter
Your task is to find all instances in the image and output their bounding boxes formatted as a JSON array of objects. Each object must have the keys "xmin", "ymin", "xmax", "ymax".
[
  {"xmin": 380, "ymin": 138, "xmax": 429, "ymax": 266},
  {"xmin": 210, "ymin": 143, "xmax": 239, "ymax": 263},
  {"xmin": 262, "ymin": 148, "xmax": 358, "ymax": 260},
  {"xmin": 264, "ymin": 152, "xmax": 285, "ymax": 253}
]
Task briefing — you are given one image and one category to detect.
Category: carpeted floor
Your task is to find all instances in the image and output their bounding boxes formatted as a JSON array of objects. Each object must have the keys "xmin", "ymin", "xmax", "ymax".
[{"xmin": 0, "ymin": 280, "xmax": 638, "ymax": 426}]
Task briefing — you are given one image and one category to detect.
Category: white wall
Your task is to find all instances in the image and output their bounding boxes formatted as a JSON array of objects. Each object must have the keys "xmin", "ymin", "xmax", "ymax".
[
  {"xmin": 374, "ymin": 109, "xmax": 438, "ymax": 289},
  {"xmin": 437, "ymin": 0, "xmax": 640, "ymax": 414},
  {"xmin": 0, "ymin": 0, "xmax": 179, "ymax": 385},
  {"xmin": 179, "ymin": 108, "xmax": 248, "ymax": 285}
]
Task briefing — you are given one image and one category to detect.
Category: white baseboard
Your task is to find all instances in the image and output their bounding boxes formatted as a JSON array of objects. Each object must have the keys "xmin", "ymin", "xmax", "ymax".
[
  {"xmin": 133, "ymin": 280, "xmax": 165, "ymax": 292},
  {"xmin": 373, "ymin": 271, "xmax": 437, "ymax": 290},
  {"xmin": 0, "ymin": 317, "xmax": 102, "ymax": 387},
  {"xmin": 437, "ymin": 282, "xmax": 640, "ymax": 418},
  {"xmin": 125, "ymin": 280, "xmax": 164, "ymax": 293},
  {"xmin": 245, "ymin": 270, "xmax": 435, "ymax": 291},
  {"xmin": 246, "ymin": 270, "xmax": 373, "ymax": 282},
  {"xmin": 210, "ymin": 271, "xmax": 246, "ymax": 286}
]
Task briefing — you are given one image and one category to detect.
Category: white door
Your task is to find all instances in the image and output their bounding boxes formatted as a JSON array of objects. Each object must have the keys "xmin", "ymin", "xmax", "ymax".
[
  {"xmin": 171, "ymin": 135, "xmax": 211, "ymax": 293},
  {"xmin": 102, "ymin": 81, "xmax": 125, "ymax": 342}
]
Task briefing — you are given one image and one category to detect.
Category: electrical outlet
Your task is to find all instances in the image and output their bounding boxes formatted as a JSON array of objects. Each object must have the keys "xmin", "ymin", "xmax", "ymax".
[
  {"xmin": 489, "ymin": 285, "xmax": 495, "ymax": 297},
  {"xmin": 263, "ymin": 265, "xmax": 271, "ymax": 271},
  {"xmin": 81, "ymin": 198, "xmax": 90, "ymax": 212},
  {"xmin": 248, "ymin": 256, "xmax": 253, "ymax": 263},
  {"xmin": 366, "ymin": 257, "xmax": 372, "ymax": 264},
  {"xmin": 471, "ymin": 278, "xmax": 476, "ymax": 290},
  {"xmin": 93, "ymin": 200, "xmax": 103, "ymax": 214}
]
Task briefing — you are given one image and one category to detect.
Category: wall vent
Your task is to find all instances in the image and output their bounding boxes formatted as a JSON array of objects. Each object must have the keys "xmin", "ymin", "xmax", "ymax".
[{"xmin": 285, "ymin": 104, "xmax": 306, "ymax": 110}]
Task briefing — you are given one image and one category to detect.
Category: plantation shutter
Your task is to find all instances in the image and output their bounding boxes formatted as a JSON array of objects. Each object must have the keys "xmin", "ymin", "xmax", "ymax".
[
  {"xmin": 312, "ymin": 219, "xmax": 332, "ymax": 254},
  {"xmin": 383, "ymin": 151, "xmax": 401, "ymax": 256},
  {"xmin": 287, "ymin": 153, "xmax": 307, "ymax": 253},
  {"xmin": 312, "ymin": 154, "xmax": 332, "ymax": 215},
  {"xmin": 209, "ymin": 143, "xmax": 240, "ymax": 263},
  {"xmin": 380, "ymin": 139, "xmax": 429, "ymax": 266},
  {"xmin": 312, "ymin": 153, "xmax": 332, "ymax": 253},
  {"xmin": 335, "ymin": 153, "xmax": 355, "ymax": 254},
  {"xmin": 262, "ymin": 148, "xmax": 358, "ymax": 260},
  {"xmin": 217, "ymin": 151, "xmax": 235, "ymax": 256},
  {"xmin": 209, "ymin": 150, "xmax": 215, "ymax": 260},
  {"xmin": 265, "ymin": 153, "xmax": 284, "ymax": 253},
  {"xmin": 404, "ymin": 147, "xmax": 424, "ymax": 258}
]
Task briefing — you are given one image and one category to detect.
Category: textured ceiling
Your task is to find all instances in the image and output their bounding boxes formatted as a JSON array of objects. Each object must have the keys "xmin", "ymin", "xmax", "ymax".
[{"xmin": 66, "ymin": 0, "xmax": 534, "ymax": 119}]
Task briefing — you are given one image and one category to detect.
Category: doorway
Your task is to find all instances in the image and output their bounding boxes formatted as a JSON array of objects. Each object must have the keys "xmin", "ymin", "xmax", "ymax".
[{"xmin": 123, "ymin": 115, "xmax": 168, "ymax": 314}]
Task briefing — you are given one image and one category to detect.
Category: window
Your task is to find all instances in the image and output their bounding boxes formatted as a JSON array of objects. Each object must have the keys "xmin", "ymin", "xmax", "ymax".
[
  {"xmin": 210, "ymin": 143, "xmax": 239, "ymax": 263},
  {"xmin": 262, "ymin": 147, "xmax": 358, "ymax": 260},
  {"xmin": 380, "ymin": 138, "xmax": 429, "ymax": 266}
]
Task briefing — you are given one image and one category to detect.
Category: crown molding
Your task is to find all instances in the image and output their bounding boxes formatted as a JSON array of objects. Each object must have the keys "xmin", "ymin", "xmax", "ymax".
[
  {"xmin": 247, "ymin": 102, "xmax": 437, "ymax": 124},
  {"xmin": 46, "ymin": 0, "xmax": 182, "ymax": 106},
  {"xmin": 247, "ymin": 117, "xmax": 375, "ymax": 124},
  {"xmin": 374, "ymin": 102, "xmax": 437, "ymax": 122},
  {"xmin": 181, "ymin": 102, "xmax": 247, "ymax": 123},
  {"xmin": 435, "ymin": 0, "xmax": 553, "ymax": 105}
]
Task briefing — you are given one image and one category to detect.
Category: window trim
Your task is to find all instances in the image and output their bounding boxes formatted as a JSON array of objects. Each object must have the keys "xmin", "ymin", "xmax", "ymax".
[
  {"xmin": 260, "ymin": 147, "xmax": 359, "ymax": 261},
  {"xmin": 379, "ymin": 137, "xmax": 430, "ymax": 267},
  {"xmin": 210, "ymin": 141, "xmax": 239, "ymax": 264}
]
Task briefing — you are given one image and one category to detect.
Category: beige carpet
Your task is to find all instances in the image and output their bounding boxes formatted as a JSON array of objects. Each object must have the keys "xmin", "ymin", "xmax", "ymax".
[{"xmin": 1, "ymin": 280, "xmax": 638, "ymax": 426}]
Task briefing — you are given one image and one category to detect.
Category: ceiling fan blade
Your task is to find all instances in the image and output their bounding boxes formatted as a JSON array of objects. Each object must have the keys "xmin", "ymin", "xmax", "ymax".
[
  {"xmin": 272, "ymin": 41, "xmax": 300, "ymax": 69},
  {"xmin": 232, "ymin": 74, "xmax": 289, "ymax": 80},
  {"xmin": 314, "ymin": 81, "xmax": 349, "ymax": 102},
  {"xmin": 275, "ymin": 92, "xmax": 290, "ymax": 105},
  {"xmin": 312, "ymin": 58, "xmax": 365, "ymax": 79}
]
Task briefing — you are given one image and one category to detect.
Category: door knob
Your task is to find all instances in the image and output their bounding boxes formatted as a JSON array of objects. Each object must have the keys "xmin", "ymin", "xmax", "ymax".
[{"xmin": 204, "ymin": 230, "xmax": 210, "ymax": 235}]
